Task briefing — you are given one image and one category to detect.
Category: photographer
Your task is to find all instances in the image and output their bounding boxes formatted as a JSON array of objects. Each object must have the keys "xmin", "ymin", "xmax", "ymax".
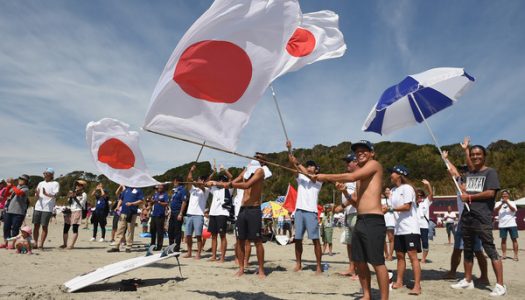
[
  {"xmin": 90, "ymin": 183, "xmax": 109, "ymax": 242},
  {"xmin": 60, "ymin": 180, "xmax": 87, "ymax": 250}
]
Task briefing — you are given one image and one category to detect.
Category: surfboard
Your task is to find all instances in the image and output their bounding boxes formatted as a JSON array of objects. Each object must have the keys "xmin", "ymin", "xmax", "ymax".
[{"xmin": 63, "ymin": 245, "xmax": 180, "ymax": 293}]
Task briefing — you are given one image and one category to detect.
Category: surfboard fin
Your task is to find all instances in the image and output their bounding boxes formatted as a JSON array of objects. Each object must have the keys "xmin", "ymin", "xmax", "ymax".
[{"xmin": 146, "ymin": 245, "xmax": 155, "ymax": 256}]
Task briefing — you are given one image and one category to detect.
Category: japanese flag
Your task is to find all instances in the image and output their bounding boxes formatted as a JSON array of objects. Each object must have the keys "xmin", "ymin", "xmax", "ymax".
[
  {"xmin": 86, "ymin": 118, "xmax": 160, "ymax": 188},
  {"xmin": 143, "ymin": 0, "xmax": 301, "ymax": 151},
  {"xmin": 273, "ymin": 10, "xmax": 346, "ymax": 80}
]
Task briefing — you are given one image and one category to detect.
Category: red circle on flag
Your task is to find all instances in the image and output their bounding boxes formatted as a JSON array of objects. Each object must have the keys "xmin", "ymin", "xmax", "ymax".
[
  {"xmin": 174, "ymin": 40, "xmax": 252, "ymax": 103},
  {"xmin": 286, "ymin": 28, "xmax": 316, "ymax": 57},
  {"xmin": 97, "ymin": 138, "xmax": 135, "ymax": 170}
]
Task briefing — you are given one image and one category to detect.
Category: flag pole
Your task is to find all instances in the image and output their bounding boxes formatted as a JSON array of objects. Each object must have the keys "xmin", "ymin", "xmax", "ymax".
[
  {"xmin": 143, "ymin": 128, "xmax": 301, "ymax": 174},
  {"xmin": 195, "ymin": 141, "xmax": 205, "ymax": 162},
  {"xmin": 270, "ymin": 85, "xmax": 291, "ymax": 144},
  {"xmin": 409, "ymin": 95, "xmax": 469, "ymax": 211}
]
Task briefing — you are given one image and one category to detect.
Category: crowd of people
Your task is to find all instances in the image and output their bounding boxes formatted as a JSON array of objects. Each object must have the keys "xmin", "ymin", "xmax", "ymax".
[{"xmin": 0, "ymin": 137, "xmax": 521, "ymax": 298}]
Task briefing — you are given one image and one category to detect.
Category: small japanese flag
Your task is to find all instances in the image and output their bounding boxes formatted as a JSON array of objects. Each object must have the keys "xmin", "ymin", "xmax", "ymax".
[{"xmin": 86, "ymin": 118, "xmax": 160, "ymax": 188}]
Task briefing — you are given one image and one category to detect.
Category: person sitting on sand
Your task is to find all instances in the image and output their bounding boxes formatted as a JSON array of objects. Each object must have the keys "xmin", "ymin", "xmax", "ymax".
[{"xmin": 8, "ymin": 226, "xmax": 33, "ymax": 254}]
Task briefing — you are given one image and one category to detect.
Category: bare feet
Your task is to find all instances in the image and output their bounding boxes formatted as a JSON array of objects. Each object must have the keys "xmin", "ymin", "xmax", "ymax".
[
  {"xmin": 338, "ymin": 271, "xmax": 356, "ymax": 277},
  {"xmin": 408, "ymin": 288, "xmax": 421, "ymax": 296},
  {"xmin": 182, "ymin": 253, "xmax": 192, "ymax": 258},
  {"xmin": 257, "ymin": 269, "xmax": 266, "ymax": 279},
  {"xmin": 234, "ymin": 269, "xmax": 244, "ymax": 277},
  {"xmin": 420, "ymin": 259, "xmax": 426, "ymax": 264},
  {"xmin": 194, "ymin": 255, "xmax": 201, "ymax": 260},
  {"xmin": 218, "ymin": 259, "xmax": 225, "ymax": 263},
  {"xmin": 59, "ymin": 245, "xmax": 67, "ymax": 249},
  {"xmin": 208, "ymin": 256, "xmax": 217, "ymax": 262},
  {"xmin": 391, "ymin": 282, "xmax": 403, "ymax": 289},
  {"xmin": 293, "ymin": 264, "xmax": 302, "ymax": 272},
  {"xmin": 66, "ymin": 246, "xmax": 74, "ymax": 250},
  {"xmin": 386, "ymin": 256, "xmax": 393, "ymax": 261},
  {"xmin": 315, "ymin": 269, "xmax": 323, "ymax": 276}
]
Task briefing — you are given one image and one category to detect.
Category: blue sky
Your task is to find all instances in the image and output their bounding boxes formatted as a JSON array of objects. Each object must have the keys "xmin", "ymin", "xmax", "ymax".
[{"xmin": 1, "ymin": 0, "xmax": 524, "ymax": 178}]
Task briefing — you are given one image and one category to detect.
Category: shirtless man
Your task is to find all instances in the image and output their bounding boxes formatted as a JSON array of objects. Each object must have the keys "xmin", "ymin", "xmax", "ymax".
[
  {"xmin": 313, "ymin": 140, "xmax": 389, "ymax": 300},
  {"xmin": 219, "ymin": 153, "xmax": 268, "ymax": 279}
]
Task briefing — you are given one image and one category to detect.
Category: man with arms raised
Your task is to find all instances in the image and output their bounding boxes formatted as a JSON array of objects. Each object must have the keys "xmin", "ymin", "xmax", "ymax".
[
  {"xmin": 314, "ymin": 140, "xmax": 388, "ymax": 300},
  {"xmin": 286, "ymin": 140, "xmax": 323, "ymax": 275},
  {"xmin": 33, "ymin": 168, "xmax": 60, "ymax": 250},
  {"xmin": 219, "ymin": 153, "xmax": 269, "ymax": 279}
]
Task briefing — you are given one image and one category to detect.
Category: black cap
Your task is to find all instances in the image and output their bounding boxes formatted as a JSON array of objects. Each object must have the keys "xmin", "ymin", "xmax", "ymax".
[
  {"xmin": 342, "ymin": 153, "xmax": 357, "ymax": 162},
  {"xmin": 18, "ymin": 174, "xmax": 30, "ymax": 181},
  {"xmin": 388, "ymin": 165, "xmax": 409, "ymax": 176},
  {"xmin": 351, "ymin": 140, "xmax": 374, "ymax": 152}
]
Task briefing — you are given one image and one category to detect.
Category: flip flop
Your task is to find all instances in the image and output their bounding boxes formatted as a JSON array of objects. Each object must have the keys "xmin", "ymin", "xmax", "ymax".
[{"xmin": 408, "ymin": 291, "xmax": 421, "ymax": 296}]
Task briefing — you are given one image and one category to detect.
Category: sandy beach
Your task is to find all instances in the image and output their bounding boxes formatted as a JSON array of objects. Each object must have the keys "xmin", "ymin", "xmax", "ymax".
[{"xmin": 1, "ymin": 213, "xmax": 524, "ymax": 300}]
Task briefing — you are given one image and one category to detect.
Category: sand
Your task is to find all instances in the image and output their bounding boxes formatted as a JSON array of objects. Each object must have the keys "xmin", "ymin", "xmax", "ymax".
[{"xmin": 1, "ymin": 214, "xmax": 524, "ymax": 300}]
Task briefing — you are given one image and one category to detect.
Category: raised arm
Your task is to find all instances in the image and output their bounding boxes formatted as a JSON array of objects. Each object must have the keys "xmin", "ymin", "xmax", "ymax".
[
  {"xmin": 460, "ymin": 136, "xmax": 474, "ymax": 171},
  {"xmin": 186, "ymin": 165, "xmax": 196, "ymax": 190},
  {"xmin": 442, "ymin": 150, "xmax": 460, "ymax": 178},
  {"xmin": 315, "ymin": 160, "xmax": 380, "ymax": 183},
  {"xmin": 422, "ymin": 179, "xmax": 433, "ymax": 201},
  {"xmin": 221, "ymin": 165, "xmax": 233, "ymax": 181},
  {"xmin": 229, "ymin": 168, "xmax": 264, "ymax": 190}
]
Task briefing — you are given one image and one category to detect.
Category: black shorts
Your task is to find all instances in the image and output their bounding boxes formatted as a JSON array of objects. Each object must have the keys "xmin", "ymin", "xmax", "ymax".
[
  {"xmin": 235, "ymin": 206, "xmax": 262, "ymax": 241},
  {"xmin": 394, "ymin": 234, "xmax": 422, "ymax": 253},
  {"xmin": 351, "ymin": 214, "xmax": 386, "ymax": 265},
  {"xmin": 208, "ymin": 215, "xmax": 228, "ymax": 235}
]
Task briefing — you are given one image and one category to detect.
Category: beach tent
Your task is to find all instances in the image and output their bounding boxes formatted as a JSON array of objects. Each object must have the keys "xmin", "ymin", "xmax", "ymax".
[{"xmin": 514, "ymin": 197, "xmax": 525, "ymax": 206}]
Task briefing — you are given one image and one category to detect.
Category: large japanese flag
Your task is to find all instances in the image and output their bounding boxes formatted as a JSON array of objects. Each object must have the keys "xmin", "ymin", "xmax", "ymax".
[
  {"xmin": 86, "ymin": 118, "xmax": 160, "ymax": 188},
  {"xmin": 272, "ymin": 10, "xmax": 346, "ymax": 80},
  {"xmin": 143, "ymin": 0, "xmax": 301, "ymax": 151}
]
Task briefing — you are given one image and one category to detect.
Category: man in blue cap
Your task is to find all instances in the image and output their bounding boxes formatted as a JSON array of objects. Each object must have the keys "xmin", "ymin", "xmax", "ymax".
[{"xmin": 314, "ymin": 140, "xmax": 389, "ymax": 300}]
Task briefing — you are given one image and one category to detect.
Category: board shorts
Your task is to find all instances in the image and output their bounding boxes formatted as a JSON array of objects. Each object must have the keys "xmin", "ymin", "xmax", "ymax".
[
  {"xmin": 294, "ymin": 209, "xmax": 320, "ymax": 240},
  {"xmin": 352, "ymin": 214, "xmax": 386, "ymax": 265},
  {"xmin": 235, "ymin": 206, "xmax": 262, "ymax": 241},
  {"xmin": 208, "ymin": 215, "xmax": 228, "ymax": 235},
  {"xmin": 185, "ymin": 215, "xmax": 204, "ymax": 237},
  {"xmin": 394, "ymin": 234, "xmax": 422, "ymax": 253},
  {"xmin": 32, "ymin": 210, "xmax": 53, "ymax": 226},
  {"xmin": 420, "ymin": 228, "xmax": 429, "ymax": 251},
  {"xmin": 321, "ymin": 227, "xmax": 333, "ymax": 244}
]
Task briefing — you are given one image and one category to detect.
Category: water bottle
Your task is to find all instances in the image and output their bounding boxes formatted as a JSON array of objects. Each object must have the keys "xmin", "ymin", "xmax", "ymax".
[{"xmin": 322, "ymin": 263, "xmax": 329, "ymax": 272}]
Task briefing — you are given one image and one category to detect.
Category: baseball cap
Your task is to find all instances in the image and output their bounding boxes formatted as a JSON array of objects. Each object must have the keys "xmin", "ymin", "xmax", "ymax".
[
  {"xmin": 351, "ymin": 140, "xmax": 374, "ymax": 152},
  {"xmin": 19, "ymin": 174, "xmax": 30, "ymax": 181},
  {"xmin": 44, "ymin": 167, "xmax": 55, "ymax": 174},
  {"xmin": 342, "ymin": 153, "xmax": 357, "ymax": 162},
  {"xmin": 388, "ymin": 165, "xmax": 409, "ymax": 176}
]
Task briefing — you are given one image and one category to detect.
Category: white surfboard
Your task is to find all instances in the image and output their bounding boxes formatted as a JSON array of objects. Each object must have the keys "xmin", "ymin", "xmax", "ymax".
[{"xmin": 63, "ymin": 245, "xmax": 180, "ymax": 293}]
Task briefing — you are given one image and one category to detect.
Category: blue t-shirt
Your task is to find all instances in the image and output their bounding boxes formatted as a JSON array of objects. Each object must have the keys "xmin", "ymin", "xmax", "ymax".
[
  {"xmin": 170, "ymin": 186, "xmax": 187, "ymax": 213},
  {"xmin": 120, "ymin": 187, "xmax": 144, "ymax": 215},
  {"xmin": 151, "ymin": 191, "xmax": 168, "ymax": 217},
  {"xmin": 94, "ymin": 195, "xmax": 109, "ymax": 215}
]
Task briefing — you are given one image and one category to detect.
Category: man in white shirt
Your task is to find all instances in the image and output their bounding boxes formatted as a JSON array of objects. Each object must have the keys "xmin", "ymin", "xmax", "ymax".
[
  {"xmin": 494, "ymin": 190, "xmax": 519, "ymax": 261},
  {"xmin": 181, "ymin": 165, "xmax": 210, "ymax": 259},
  {"xmin": 287, "ymin": 140, "xmax": 323, "ymax": 275},
  {"xmin": 335, "ymin": 152, "xmax": 359, "ymax": 277},
  {"xmin": 33, "ymin": 167, "xmax": 60, "ymax": 250},
  {"xmin": 416, "ymin": 179, "xmax": 433, "ymax": 264},
  {"xmin": 207, "ymin": 172, "xmax": 233, "ymax": 263}
]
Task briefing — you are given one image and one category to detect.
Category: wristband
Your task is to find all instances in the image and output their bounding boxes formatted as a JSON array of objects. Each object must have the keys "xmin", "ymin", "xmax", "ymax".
[
  {"xmin": 468, "ymin": 194, "xmax": 472, "ymax": 204},
  {"xmin": 388, "ymin": 207, "xmax": 394, "ymax": 213}
]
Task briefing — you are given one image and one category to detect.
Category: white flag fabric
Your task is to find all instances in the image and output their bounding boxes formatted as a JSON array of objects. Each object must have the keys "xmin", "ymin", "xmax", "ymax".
[
  {"xmin": 272, "ymin": 10, "xmax": 346, "ymax": 80},
  {"xmin": 86, "ymin": 118, "xmax": 160, "ymax": 188},
  {"xmin": 143, "ymin": 0, "xmax": 301, "ymax": 151}
]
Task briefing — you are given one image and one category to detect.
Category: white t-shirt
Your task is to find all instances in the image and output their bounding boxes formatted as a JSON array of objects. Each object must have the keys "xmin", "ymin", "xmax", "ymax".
[
  {"xmin": 70, "ymin": 192, "xmax": 87, "ymax": 212},
  {"xmin": 233, "ymin": 189, "xmax": 244, "ymax": 218},
  {"xmin": 209, "ymin": 186, "xmax": 232, "ymax": 216},
  {"xmin": 295, "ymin": 174, "xmax": 322, "ymax": 213},
  {"xmin": 391, "ymin": 184, "xmax": 420, "ymax": 235},
  {"xmin": 381, "ymin": 197, "xmax": 396, "ymax": 227},
  {"xmin": 342, "ymin": 181, "xmax": 357, "ymax": 214},
  {"xmin": 417, "ymin": 197, "xmax": 432, "ymax": 229},
  {"xmin": 443, "ymin": 212, "xmax": 457, "ymax": 224},
  {"xmin": 186, "ymin": 186, "xmax": 210, "ymax": 216},
  {"xmin": 496, "ymin": 200, "xmax": 517, "ymax": 228},
  {"xmin": 34, "ymin": 181, "xmax": 60, "ymax": 212}
]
